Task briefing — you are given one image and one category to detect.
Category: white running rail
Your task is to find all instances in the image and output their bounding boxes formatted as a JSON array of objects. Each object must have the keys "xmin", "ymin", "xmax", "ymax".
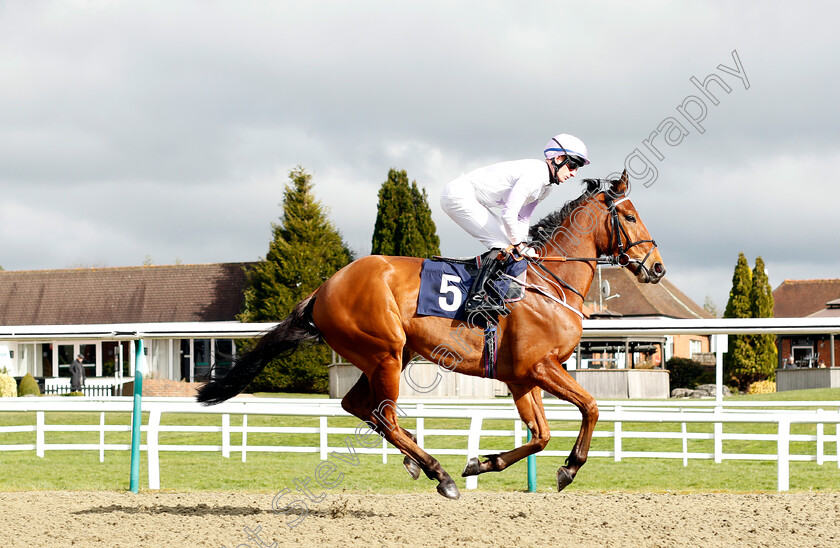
[{"xmin": 2, "ymin": 397, "xmax": 839, "ymax": 492}]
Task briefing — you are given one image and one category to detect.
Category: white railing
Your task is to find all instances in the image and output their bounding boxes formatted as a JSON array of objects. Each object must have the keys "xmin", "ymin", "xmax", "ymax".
[
  {"xmin": 41, "ymin": 377, "xmax": 131, "ymax": 397},
  {"xmin": 2, "ymin": 397, "xmax": 839, "ymax": 492}
]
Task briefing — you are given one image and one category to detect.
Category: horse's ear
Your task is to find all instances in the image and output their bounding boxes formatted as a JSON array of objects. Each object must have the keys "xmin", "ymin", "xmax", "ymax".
[{"xmin": 612, "ymin": 170, "xmax": 629, "ymax": 195}]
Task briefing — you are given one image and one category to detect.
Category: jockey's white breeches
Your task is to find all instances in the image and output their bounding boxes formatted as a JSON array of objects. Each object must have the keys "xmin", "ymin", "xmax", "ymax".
[{"xmin": 440, "ymin": 175, "xmax": 510, "ymax": 250}]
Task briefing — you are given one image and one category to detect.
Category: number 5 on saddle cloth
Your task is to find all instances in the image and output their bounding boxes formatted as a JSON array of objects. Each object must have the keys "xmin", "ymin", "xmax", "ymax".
[{"xmin": 416, "ymin": 251, "xmax": 528, "ymax": 326}]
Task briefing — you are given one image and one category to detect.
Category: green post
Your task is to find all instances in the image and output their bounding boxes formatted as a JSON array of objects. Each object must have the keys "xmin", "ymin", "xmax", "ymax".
[
  {"xmin": 129, "ymin": 339, "xmax": 144, "ymax": 493},
  {"xmin": 526, "ymin": 429, "xmax": 537, "ymax": 492}
]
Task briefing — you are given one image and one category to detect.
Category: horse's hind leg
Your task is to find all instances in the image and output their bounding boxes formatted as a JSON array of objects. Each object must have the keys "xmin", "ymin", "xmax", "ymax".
[
  {"xmin": 366, "ymin": 359, "xmax": 461, "ymax": 499},
  {"xmin": 340, "ymin": 374, "xmax": 422, "ymax": 480},
  {"xmin": 462, "ymin": 384, "xmax": 550, "ymax": 476},
  {"xmin": 531, "ymin": 355, "xmax": 599, "ymax": 491}
]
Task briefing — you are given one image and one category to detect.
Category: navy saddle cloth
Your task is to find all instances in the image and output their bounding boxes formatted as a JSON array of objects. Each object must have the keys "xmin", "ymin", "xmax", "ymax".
[{"xmin": 417, "ymin": 253, "xmax": 528, "ymax": 322}]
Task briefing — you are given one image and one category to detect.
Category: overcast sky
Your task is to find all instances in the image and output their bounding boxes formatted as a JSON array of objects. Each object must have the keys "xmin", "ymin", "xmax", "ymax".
[{"xmin": 1, "ymin": 1, "xmax": 838, "ymax": 311}]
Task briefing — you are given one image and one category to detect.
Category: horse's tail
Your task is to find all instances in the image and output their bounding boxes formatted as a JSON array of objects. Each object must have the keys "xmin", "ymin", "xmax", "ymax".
[{"xmin": 196, "ymin": 294, "xmax": 322, "ymax": 406}]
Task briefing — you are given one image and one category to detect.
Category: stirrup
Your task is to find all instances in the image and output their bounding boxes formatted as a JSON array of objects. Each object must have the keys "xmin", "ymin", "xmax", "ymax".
[
  {"xmin": 464, "ymin": 290, "xmax": 510, "ymax": 316},
  {"xmin": 464, "ymin": 287, "xmax": 510, "ymax": 316}
]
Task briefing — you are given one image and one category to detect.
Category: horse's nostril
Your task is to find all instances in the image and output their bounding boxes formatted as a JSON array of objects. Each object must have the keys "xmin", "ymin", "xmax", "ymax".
[{"xmin": 653, "ymin": 263, "xmax": 665, "ymax": 276}]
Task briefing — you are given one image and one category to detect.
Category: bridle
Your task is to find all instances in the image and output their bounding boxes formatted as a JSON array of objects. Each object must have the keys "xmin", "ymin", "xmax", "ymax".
[
  {"xmin": 603, "ymin": 193, "xmax": 658, "ymax": 278},
  {"xmin": 519, "ymin": 186, "xmax": 660, "ymax": 299}
]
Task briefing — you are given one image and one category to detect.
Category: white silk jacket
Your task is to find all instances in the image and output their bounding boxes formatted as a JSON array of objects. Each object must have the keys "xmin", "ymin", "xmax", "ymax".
[{"xmin": 463, "ymin": 159, "xmax": 554, "ymax": 244}]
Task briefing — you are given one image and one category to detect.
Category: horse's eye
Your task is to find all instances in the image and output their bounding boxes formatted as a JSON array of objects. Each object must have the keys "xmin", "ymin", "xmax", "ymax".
[{"xmin": 625, "ymin": 214, "xmax": 637, "ymax": 223}]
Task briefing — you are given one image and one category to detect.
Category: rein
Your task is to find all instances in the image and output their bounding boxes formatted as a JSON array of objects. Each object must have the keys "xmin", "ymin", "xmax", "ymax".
[
  {"xmin": 514, "ymin": 187, "xmax": 660, "ymax": 304},
  {"xmin": 528, "ymin": 258, "xmax": 586, "ymax": 300}
]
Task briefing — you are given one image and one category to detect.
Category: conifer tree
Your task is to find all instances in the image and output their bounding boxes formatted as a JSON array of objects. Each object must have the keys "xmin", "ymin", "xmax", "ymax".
[
  {"xmin": 723, "ymin": 252, "xmax": 755, "ymax": 390},
  {"xmin": 239, "ymin": 166, "xmax": 353, "ymax": 393},
  {"xmin": 749, "ymin": 257, "xmax": 777, "ymax": 382},
  {"xmin": 371, "ymin": 168, "xmax": 441, "ymax": 257},
  {"xmin": 724, "ymin": 253, "xmax": 753, "ymax": 319}
]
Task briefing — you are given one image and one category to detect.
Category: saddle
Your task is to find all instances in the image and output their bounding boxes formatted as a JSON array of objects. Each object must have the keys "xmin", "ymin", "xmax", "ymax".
[
  {"xmin": 419, "ymin": 252, "xmax": 528, "ymax": 379},
  {"xmin": 417, "ymin": 254, "xmax": 526, "ymax": 323},
  {"xmin": 429, "ymin": 251, "xmax": 527, "ymax": 303}
]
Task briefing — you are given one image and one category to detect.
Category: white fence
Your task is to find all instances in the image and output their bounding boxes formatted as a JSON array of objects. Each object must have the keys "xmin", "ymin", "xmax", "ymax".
[{"xmin": 1, "ymin": 397, "xmax": 839, "ymax": 492}]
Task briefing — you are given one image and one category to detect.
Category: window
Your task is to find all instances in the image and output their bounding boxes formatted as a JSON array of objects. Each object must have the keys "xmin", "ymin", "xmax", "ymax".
[
  {"xmin": 57, "ymin": 345, "xmax": 75, "ymax": 377},
  {"xmin": 79, "ymin": 344, "xmax": 96, "ymax": 377},
  {"xmin": 689, "ymin": 339, "xmax": 702, "ymax": 357},
  {"xmin": 792, "ymin": 345, "xmax": 816, "ymax": 367},
  {"xmin": 180, "ymin": 339, "xmax": 191, "ymax": 381},
  {"xmin": 177, "ymin": 339, "xmax": 237, "ymax": 382},
  {"xmin": 214, "ymin": 340, "xmax": 234, "ymax": 378},
  {"xmin": 53, "ymin": 342, "xmax": 100, "ymax": 377},
  {"xmin": 194, "ymin": 339, "xmax": 211, "ymax": 381},
  {"xmin": 102, "ymin": 341, "xmax": 131, "ymax": 377},
  {"xmin": 16, "ymin": 344, "xmax": 39, "ymax": 377}
]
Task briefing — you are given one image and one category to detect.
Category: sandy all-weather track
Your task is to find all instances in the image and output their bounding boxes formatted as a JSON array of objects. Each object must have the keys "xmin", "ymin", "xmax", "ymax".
[{"xmin": 1, "ymin": 491, "xmax": 839, "ymax": 547}]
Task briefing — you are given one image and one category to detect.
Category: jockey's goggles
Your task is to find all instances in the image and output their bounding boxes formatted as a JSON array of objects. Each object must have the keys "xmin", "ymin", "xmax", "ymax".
[{"xmin": 559, "ymin": 155, "xmax": 585, "ymax": 170}]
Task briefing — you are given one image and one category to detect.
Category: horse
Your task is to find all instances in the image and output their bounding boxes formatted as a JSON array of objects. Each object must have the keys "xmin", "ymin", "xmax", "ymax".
[{"xmin": 198, "ymin": 171, "xmax": 665, "ymax": 500}]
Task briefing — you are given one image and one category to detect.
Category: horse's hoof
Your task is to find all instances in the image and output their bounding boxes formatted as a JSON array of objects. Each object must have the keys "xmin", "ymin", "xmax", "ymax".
[
  {"xmin": 556, "ymin": 467, "xmax": 574, "ymax": 492},
  {"xmin": 436, "ymin": 479, "xmax": 461, "ymax": 500},
  {"xmin": 461, "ymin": 457, "xmax": 481, "ymax": 477},
  {"xmin": 403, "ymin": 456, "xmax": 422, "ymax": 480}
]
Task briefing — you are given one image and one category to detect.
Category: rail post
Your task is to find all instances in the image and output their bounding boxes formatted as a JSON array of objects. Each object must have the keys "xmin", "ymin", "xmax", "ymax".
[
  {"xmin": 129, "ymin": 338, "xmax": 144, "ymax": 493},
  {"xmin": 319, "ymin": 415, "xmax": 328, "ymax": 461},
  {"xmin": 712, "ymin": 334, "xmax": 727, "ymax": 405},
  {"xmin": 777, "ymin": 417, "xmax": 791, "ymax": 491},
  {"xmin": 416, "ymin": 403, "xmax": 425, "ymax": 449},
  {"xmin": 242, "ymin": 414, "xmax": 248, "ymax": 463},
  {"xmin": 222, "ymin": 414, "xmax": 231, "ymax": 458},
  {"xmin": 465, "ymin": 414, "xmax": 483, "ymax": 490},
  {"xmin": 526, "ymin": 429, "xmax": 537, "ymax": 492},
  {"xmin": 816, "ymin": 409, "xmax": 824, "ymax": 466},
  {"xmin": 614, "ymin": 405, "xmax": 623, "ymax": 462},
  {"xmin": 99, "ymin": 412, "xmax": 105, "ymax": 463},
  {"xmin": 680, "ymin": 408, "xmax": 688, "ymax": 467},
  {"xmin": 36, "ymin": 411, "xmax": 44, "ymax": 458},
  {"xmin": 147, "ymin": 407, "xmax": 161, "ymax": 490}
]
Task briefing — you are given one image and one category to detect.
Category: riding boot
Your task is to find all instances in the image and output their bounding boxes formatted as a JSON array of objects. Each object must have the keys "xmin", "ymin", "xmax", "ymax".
[{"xmin": 464, "ymin": 251, "xmax": 509, "ymax": 317}]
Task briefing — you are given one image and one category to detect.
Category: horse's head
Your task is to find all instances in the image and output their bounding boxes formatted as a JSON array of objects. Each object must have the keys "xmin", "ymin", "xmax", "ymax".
[
  {"xmin": 588, "ymin": 171, "xmax": 665, "ymax": 283},
  {"xmin": 528, "ymin": 170, "xmax": 665, "ymax": 284}
]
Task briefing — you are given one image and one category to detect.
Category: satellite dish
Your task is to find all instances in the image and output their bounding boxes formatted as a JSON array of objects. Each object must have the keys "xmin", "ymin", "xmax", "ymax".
[{"xmin": 601, "ymin": 280, "xmax": 611, "ymax": 298}]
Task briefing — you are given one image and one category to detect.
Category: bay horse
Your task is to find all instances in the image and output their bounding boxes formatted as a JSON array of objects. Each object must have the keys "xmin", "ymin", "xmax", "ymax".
[{"xmin": 198, "ymin": 171, "xmax": 665, "ymax": 499}]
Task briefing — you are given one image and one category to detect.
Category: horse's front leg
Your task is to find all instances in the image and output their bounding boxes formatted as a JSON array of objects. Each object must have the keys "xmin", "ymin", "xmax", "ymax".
[
  {"xmin": 462, "ymin": 384, "xmax": 550, "ymax": 476},
  {"xmin": 530, "ymin": 354, "xmax": 599, "ymax": 491}
]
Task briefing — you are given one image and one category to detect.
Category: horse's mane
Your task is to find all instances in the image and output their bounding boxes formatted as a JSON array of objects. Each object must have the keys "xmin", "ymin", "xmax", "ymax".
[{"xmin": 529, "ymin": 179, "xmax": 608, "ymax": 244}]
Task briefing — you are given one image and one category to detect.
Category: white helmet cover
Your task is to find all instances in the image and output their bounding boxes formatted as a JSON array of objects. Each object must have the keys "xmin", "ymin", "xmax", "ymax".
[{"xmin": 544, "ymin": 133, "xmax": 590, "ymax": 165}]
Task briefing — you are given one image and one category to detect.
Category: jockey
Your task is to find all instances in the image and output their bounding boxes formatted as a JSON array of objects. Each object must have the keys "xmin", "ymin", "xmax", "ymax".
[{"xmin": 440, "ymin": 133, "xmax": 589, "ymax": 315}]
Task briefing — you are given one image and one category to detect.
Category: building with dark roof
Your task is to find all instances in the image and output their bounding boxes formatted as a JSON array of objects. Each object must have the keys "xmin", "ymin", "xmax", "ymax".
[
  {"xmin": 773, "ymin": 279, "xmax": 840, "ymax": 318},
  {"xmin": 0, "ymin": 263, "xmax": 253, "ymax": 387},
  {"xmin": 773, "ymin": 279, "xmax": 840, "ymax": 367},
  {"xmin": 584, "ymin": 267, "xmax": 712, "ymax": 320},
  {"xmin": 0, "ymin": 263, "xmax": 250, "ymax": 325}
]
